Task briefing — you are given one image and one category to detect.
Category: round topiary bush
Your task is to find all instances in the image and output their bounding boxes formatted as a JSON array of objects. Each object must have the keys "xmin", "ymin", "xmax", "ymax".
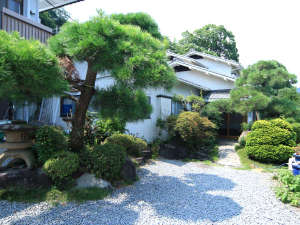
[
  {"xmin": 105, "ymin": 133, "xmax": 147, "ymax": 157},
  {"xmin": 174, "ymin": 111, "xmax": 217, "ymax": 149},
  {"xmin": 43, "ymin": 151, "xmax": 79, "ymax": 185},
  {"xmin": 33, "ymin": 126, "xmax": 68, "ymax": 165},
  {"xmin": 89, "ymin": 143, "xmax": 127, "ymax": 181},
  {"xmin": 245, "ymin": 118, "xmax": 296, "ymax": 163},
  {"xmin": 291, "ymin": 122, "xmax": 300, "ymax": 144}
]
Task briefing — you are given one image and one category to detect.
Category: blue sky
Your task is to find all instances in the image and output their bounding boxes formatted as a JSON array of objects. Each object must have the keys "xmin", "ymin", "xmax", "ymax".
[{"xmin": 65, "ymin": 0, "xmax": 300, "ymax": 86}]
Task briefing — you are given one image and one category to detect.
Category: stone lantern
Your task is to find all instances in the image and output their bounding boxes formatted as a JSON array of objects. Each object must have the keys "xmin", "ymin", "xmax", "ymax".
[{"xmin": 0, "ymin": 121, "xmax": 35, "ymax": 169}]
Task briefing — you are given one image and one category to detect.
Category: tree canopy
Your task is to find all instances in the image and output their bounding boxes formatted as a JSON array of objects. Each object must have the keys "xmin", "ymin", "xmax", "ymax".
[
  {"xmin": 170, "ymin": 24, "xmax": 239, "ymax": 61},
  {"xmin": 111, "ymin": 12, "xmax": 163, "ymax": 40},
  {"xmin": 49, "ymin": 12, "xmax": 175, "ymax": 151},
  {"xmin": 40, "ymin": 9, "xmax": 69, "ymax": 32},
  {"xmin": 202, "ymin": 99, "xmax": 233, "ymax": 128},
  {"xmin": 0, "ymin": 31, "xmax": 67, "ymax": 103},
  {"xmin": 230, "ymin": 60, "xmax": 299, "ymax": 120}
]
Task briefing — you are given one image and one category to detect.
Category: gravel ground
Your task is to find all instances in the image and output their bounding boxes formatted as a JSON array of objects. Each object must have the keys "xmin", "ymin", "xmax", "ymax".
[
  {"xmin": 218, "ymin": 140, "xmax": 241, "ymax": 167},
  {"xmin": 1, "ymin": 159, "xmax": 300, "ymax": 225}
]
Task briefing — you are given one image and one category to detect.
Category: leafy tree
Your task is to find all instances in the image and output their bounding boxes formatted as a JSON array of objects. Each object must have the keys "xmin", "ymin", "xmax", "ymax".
[
  {"xmin": 230, "ymin": 60, "xmax": 299, "ymax": 120},
  {"xmin": 111, "ymin": 12, "xmax": 163, "ymax": 40},
  {"xmin": 40, "ymin": 9, "xmax": 69, "ymax": 32},
  {"xmin": 172, "ymin": 94, "xmax": 205, "ymax": 113},
  {"xmin": 49, "ymin": 12, "xmax": 175, "ymax": 151},
  {"xmin": 170, "ymin": 24, "xmax": 239, "ymax": 61},
  {"xmin": 0, "ymin": 31, "xmax": 67, "ymax": 103},
  {"xmin": 202, "ymin": 99, "xmax": 233, "ymax": 128}
]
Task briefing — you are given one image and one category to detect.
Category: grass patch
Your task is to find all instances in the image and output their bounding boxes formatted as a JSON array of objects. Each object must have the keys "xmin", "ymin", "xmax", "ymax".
[
  {"xmin": 236, "ymin": 147, "xmax": 280, "ymax": 171},
  {"xmin": 0, "ymin": 186, "xmax": 111, "ymax": 204},
  {"xmin": 209, "ymin": 145, "xmax": 219, "ymax": 162}
]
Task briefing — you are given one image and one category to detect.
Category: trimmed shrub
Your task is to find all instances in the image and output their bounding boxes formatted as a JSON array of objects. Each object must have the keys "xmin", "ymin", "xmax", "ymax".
[
  {"xmin": 175, "ymin": 112, "xmax": 216, "ymax": 148},
  {"xmin": 241, "ymin": 122, "xmax": 253, "ymax": 131},
  {"xmin": 89, "ymin": 143, "xmax": 127, "ymax": 181},
  {"xmin": 291, "ymin": 123, "xmax": 300, "ymax": 144},
  {"xmin": 246, "ymin": 145, "xmax": 294, "ymax": 163},
  {"xmin": 105, "ymin": 133, "xmax": 147, "ymax": 157},
  {"xmin": 94, "ymin": 118, "xmax": 126, "ymax": 144},
  {"xmin": 245, "ymin": 119, "xmax": 296, "ymax": 163},
  {"xmin": 43, "ymin": 151, "xmax": 79, "ymax": 186},
  {"xmin": 33, "ymin": 126, "xmax": 68, "ymax": 165},
  {"xmin": 156, "ymin": 115, "xmax": 177, "ymax": 137},
  {"xmin": 239, "ymin": 136, "xmax": 246, "ymax": 148}
]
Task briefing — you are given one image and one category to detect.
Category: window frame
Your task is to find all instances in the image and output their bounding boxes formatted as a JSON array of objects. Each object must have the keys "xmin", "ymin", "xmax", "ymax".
[
  {"xmin": 171, "ymin": 100, "xmax": 184, "ymax": 115},
  {"xmin": 5, "ymin": 0, "xmax": 23, "ymax": 15}
]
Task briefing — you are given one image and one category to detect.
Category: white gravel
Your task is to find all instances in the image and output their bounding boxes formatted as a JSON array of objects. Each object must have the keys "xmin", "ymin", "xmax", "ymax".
[{"xmin": 1, "ymin": 159, "xmax": 300, "ymax": 225}]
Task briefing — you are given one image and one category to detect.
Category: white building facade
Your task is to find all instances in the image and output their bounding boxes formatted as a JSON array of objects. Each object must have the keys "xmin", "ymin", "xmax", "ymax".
[{"xmin": 40, "ymin": 50, "xmax": 243, "ymax": 142}]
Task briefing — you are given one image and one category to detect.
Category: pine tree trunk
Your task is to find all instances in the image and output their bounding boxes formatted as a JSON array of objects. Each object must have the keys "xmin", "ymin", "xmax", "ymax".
[
  {"xmin": 255, "ymin": 111, "xmax": 261, "ymax": 120},
  {"xmin": 70, "ymin": 62, "xmax": 97, "ymax": 152}
]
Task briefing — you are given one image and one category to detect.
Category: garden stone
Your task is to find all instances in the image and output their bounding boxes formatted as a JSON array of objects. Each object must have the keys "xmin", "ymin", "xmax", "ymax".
[
  {"xmin": 75, "ymin": 173, "xmax": 112, "ymax": 190},
  {"xmin": 159, "ymin": 143, "xmax": 189, "ymax": 159},
  {"xmin": 190, "ymin": 151, "xmax": 210, "ymax": 160},
  {"xmin": 121, "ymin": 157, "xmax": 137, "ymax": 182},
  {"xmin": 0, "ymin": 168, "xmax": 51, "ymax": 188}
]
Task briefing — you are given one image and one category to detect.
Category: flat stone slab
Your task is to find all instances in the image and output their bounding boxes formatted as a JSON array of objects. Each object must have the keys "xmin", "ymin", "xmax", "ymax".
[
  {"xmin": 0, "ymin": 168, "xmax": 51, "ymax": 188},
  {"xmin": 75, "ymin": 173, "xmax": 112, "ymax": 190}
]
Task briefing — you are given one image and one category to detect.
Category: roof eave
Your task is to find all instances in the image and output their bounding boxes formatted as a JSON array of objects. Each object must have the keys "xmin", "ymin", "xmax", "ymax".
[
  {"xmin": 39, "ymin": 0, "xmax": 84, "ymax": 12},
  {"xmin": 183, "ymin": 50, "xmax": 242, "ymax": 68},
  {"xmin": 169, "ymin": 60, "xmax": 236, "ymax": 82}
]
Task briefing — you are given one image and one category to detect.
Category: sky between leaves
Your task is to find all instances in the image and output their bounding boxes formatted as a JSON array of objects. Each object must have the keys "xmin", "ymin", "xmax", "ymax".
[{"xmin": 64, "ymin": 0, "xmax": 300, "ymax": 86}]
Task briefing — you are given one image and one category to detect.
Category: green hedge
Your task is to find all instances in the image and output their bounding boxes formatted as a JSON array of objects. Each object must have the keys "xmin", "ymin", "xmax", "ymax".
[
  {"xmin": 43, "ymin": 151, "xmax": 79, "ymax": 186},
  {"xmin": 291, "ymin": 123, "xmax": 300, "ymax": 144},
  {"xmin": 105, "ymin": 133, "xmax": 147, "ymax": 157},
  {"xmin": 89, "ymin": 143, "xmax": 127, "ymax": 182},
  {"xmin": 33, "ymin": 126, "xmax": 68, "ymax": 165},
  {"xmin": 175, "ymin": 111, "xmax": 216, "ymax": 149},
  {"xmin": 245, "ymin": 119, "xmax": 296, "ymax": 164}
]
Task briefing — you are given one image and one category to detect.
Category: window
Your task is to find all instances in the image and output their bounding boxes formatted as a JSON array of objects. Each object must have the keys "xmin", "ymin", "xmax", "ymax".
[
  {"xmin": 174, "ymin": 65, "xmax": 190, "ymax": 72},
  {"xmin": 172, "ymin": 100, "xmax": 184, "ymax": 115},
  {"xmin": 6, "ymin": 0, "xmax": 23, "ymax": 14},
  {"xmin": 60, "ymin": 97, "xmax": 76, "ymax": 118}
]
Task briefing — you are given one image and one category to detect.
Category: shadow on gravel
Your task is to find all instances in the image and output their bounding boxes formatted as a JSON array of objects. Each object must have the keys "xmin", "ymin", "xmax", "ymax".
[
  {"xmin": 0, "ymin": 201, "xmax": 31, "ymax": 220},
  {"xmin": 8, "ymin": 167, "xmax": 242, "ymax": 225}
]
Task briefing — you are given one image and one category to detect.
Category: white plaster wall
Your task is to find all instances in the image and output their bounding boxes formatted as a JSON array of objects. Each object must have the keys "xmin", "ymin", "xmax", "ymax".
[
  {"xmin": 23, "ymin": 0, "xmax": 39, "ymax": 22},
  {"xmin": 176, "ymin": 70, "xmax": 234, "ymax": 90},
  {"xmin": 125, "ymin": 84, "xmax": 198, "ymax": 142},
  {"xmin": 74, "ymin": 61, "xmax": 88, "ymax": 80},
  {"xmin": 52, "ymin": 60, "xmax": 227, "ymax": 142},
  {"xmin": 124, "ymin": 88, "xmax": 162, "ymax": 141},
  {"xmin": 197, "ymin": 58, "xmax": 233, "ymax": 76},
  {"xmin": 159, "ymin": 97, "xmax": 172, "ymax": 119}
]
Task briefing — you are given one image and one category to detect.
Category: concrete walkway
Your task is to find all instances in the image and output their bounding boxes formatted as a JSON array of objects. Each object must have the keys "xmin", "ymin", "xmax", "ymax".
[{"xmin": 217, "ymin": 140, "xmax": 241, "ymax": 167}]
